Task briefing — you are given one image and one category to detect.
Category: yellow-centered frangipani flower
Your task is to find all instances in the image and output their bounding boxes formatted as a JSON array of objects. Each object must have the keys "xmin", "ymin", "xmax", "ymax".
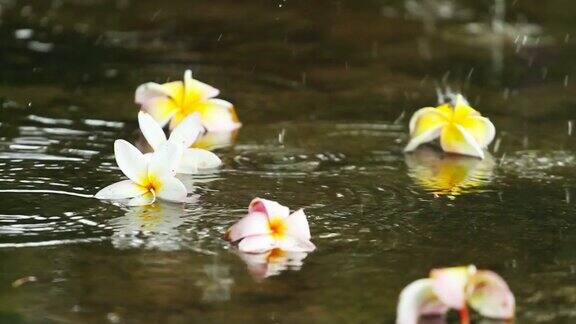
[
  {"xmin": 135, "ymin": 70, "xmax": 241, "ymax": 132},
  {"xmin": 404, "ymin": 95, "xmax": 495, "ymax": 159},
  {"xmin": 95, "ymin": 140, "xmax": 187, "ymax": 206}
]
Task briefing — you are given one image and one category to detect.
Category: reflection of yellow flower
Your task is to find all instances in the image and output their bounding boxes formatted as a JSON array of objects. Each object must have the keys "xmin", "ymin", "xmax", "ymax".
[
  {"xmin": 405, "ymin": 95, "xmax": 495, "ymax": 159},
  {"xmin": 130, "ymin": 204, "xmax": 165, "ymax": 232},
  {"xmin": 405, "ymin": 147, "xmax": 494, "ymax": 197},
  {"xmin": 108, "ymin": 203, "xmax": 186, "ymax": 250}
]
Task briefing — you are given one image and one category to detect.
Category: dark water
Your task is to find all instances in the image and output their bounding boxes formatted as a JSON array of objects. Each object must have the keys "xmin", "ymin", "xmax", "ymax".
[{"xmin": 1, "ymin": 0, "xmax": 576, "ymax": 322}]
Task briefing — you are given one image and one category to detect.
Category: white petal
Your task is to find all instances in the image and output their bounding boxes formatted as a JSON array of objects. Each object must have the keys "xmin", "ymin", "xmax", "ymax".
[
  {"xmin": 227, "ymin": 212, "xmax": 271, "ymax": 242},
  {"xmin": 248, "ymin": 198, "xmax": 290, "ymax": 219},
  {"xmin": 473, "ymin": 116, "xmax": 496, "ymax": 148},
  {"xmin": 276, "ymin": 236, "xmax": 316, "ymax": 252},
  {"xmin": 138, "ymin": 111, "xmax": 167, "ymax": 151},
  {"xmin": 430, "ymin": 265, "xmax": 476, "ymax": 310},
  {"xmin": 396, "ymin": 279, "xmax": 449, "ymax": 324},
  {"xmin": 155, "ymin": 176, "xmax": 187, "ymax": 203},
  {"xmin": 95, "ymin": 180, "xmax": 147, "ymax": 200},
  {"xmin": 168, "ymin": 112, "xmax": 203, "ymax": 148},
  {"xmin": 237, "ymin": 235, "xmax": 277, "ymax": 253},
  {"xmin": 184, "ymin": 69, "xmax": 220, "ymax": 99},
  {"xmin": 199, "ymin": 99, "xmax": 242, "ymax": 132},
  {"xmin": 284, "ymin": 209, "xmax": 311, "ymax": 241},
  {"xmin": 135, "ymin": 82, "xmax": 169, "ymax": 105},
  {"xmin": 114, "ymin": 139, "xmax": 148, "ymax": 186},
  {"xmin": 177, "ymin": 148, "xmax": 222, "ymax": 174},
  {"xmin": 467, "ymin": 270, "xmax": 515, "ymax": 319},
  {"xmin": 148, "ymin": 142, "xmax": 183, "ymax": 179},
  {"xmin": 128, "ymin": 191, "xmax": 156, "ymax": 206},
  {"xmin": 404, "ymin": 125, "xmax": 443, "ymax": 152}
]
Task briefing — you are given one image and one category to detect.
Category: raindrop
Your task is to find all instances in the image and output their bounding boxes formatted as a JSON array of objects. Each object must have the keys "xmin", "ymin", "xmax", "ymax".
[
  {"xmin": 14, "ymin": 28, "xmax": 33, "ymax": 40},
  {"xmin": 27, "ymin": 41, "xmax": 53, "ymax": 53}
]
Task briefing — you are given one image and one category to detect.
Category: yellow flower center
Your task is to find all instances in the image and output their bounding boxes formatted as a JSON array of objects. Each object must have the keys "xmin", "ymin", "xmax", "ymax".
[
  {"xmin": 141, "ymin": 174, "xmax": 162, "ymax": 193},
  {"xmin": 437, "ymin": 103, "xmax": 478, "ymax": 126},
  {"xmin": 268, "ymin": 216, "xmax": 287, "ymax": 239}
]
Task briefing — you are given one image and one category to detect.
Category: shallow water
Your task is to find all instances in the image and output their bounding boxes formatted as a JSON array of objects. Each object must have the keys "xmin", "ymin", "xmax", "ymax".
[{"xmin": 1, "ymin": 0, "xmax": 576, "ymax": 322}]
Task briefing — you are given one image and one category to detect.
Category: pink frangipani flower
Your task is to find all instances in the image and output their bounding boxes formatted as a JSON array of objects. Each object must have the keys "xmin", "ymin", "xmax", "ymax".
[
  {"xmin": 225, "ymin": 198, "xmax": 316, "ymax": 254},
  {"xmin": 396, "ymin": 265, "xmax": 515, "ymax": 324}
]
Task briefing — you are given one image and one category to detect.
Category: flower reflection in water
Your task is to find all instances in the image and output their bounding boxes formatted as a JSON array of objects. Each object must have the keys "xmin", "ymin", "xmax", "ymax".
[
  {"xmin": 195, "ymin": 263, "xmax": 235, "ymax": 302},
  {"xmin": 235, "ymin": 248, "xmax": 311, "ymax": 281},
  {"xmin": 405, "ymin": 147, "xmax": 495, "ymax": 197},
  {"xmin": 109, "ymin": 202, "xmax": 188, "ymax": 251}
]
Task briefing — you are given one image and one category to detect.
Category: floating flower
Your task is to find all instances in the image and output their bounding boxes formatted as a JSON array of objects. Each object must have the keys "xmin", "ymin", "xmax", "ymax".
[
  {"xmin": 225, "ymin": 198, "xmax": 315, "ymax": 253},
  {"xmin": 138, "ymin": 111, "xmax": 222, "ymax": 173},
  {"xmin": 396, "ymin": 265, "xmax": 515, "ymax": 324},
  {"xmin": 235, "ymin": 248, "xmax": 310, "ymax": 280},
  {"xmin": 135, "ymin": 70, "xmax": 241, "ymax": 132},
  {"xmin": 95, "ymin": 140, "xmax": 187, "ymax": 206},
  {"xmin": 404, "ymin": 94, "xmax": 495, "ymax": 159},
  {"xmin": 405, "ymin": 146, "xmax": 495, "ymax": 197},
  {"xmin": 192, "ymin": 129, "xmax": 239, "ymax": 150}
]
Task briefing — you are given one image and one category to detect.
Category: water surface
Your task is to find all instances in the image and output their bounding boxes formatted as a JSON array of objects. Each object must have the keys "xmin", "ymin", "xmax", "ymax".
[{"xmin": 1, "ymin": 0, "xmax": 576, "ymax": 322}]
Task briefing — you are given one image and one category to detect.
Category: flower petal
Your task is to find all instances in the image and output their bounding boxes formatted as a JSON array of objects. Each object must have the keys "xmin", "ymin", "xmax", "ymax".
[
  {"xmin": 155, "ymin": 176, "xmax": 187, "ymax": 203},
  {"xmin": 284, "ymin": 209, "xmax": 311, "ymax": 241},
  {"xmin": 460, "ymin": 116, "xmax": 496, "ymax": 148},
  {"xmin": 128, "ymin": 191, "xmax": 156, "ymax": 206},
  {"xmin": 237, "ymin": 234, "xmax": 276, "ymax": 253},
  {"xmin": 114, "ymin": 140, "xmax": 148, "ymax": 186},
  {"xmin": 135, "ymin": 82, "xmax": 170, "ymax": 105},
  {"xmin": 148, "ymin": 142, "xmax": 183, "ymax": 179},
  {"xmin": 192, "ymin": 130, "xmax": 238, "ymax": 150},
  {"xmin": 276, "ymin": 236, "xmax": 316, "ymax": 252},
  {"xmin": 158, "ymin": 80, "xmax": 185, "ymax": 102},
  {"xmin": 430, "ymin": 265, "xmax": 476, "ymax": 310},
  {"xmin": 440, "ymin": 124, "xmax": 485, "ymax": 159},
  {"xmin": 95, "ymin": 180, "xmax": 147, "ymax": 200},
  {"xmin": 396, "ymin": 278, "xmax": 449, "ymax": 324},
  {"xmin": 226, "ymin": 212, "xmax": 271, "ymax": 242},
  {"xmin": 168, "ymin": 112, "xmax": 203, "ymax": 148},
  {"xmin": 177, "ymin": 148, "xmax": 222, "ymax": 174},
  {"xmin": 404, "ymin": 124, "xmax": 443, "ymax": 152},
  {"xmin": 454, "ymin": 102, "xmax": 480, "ymax": 121},
  {"xmin": 138, "ymin": 111, "xmax": 167, "ymax": 151},
  {"xmin": 467, "ymin": 270, "xmax": 515, "ymax": 319},
  {"xmin": 197, "ymin": 99, "xmax": 242, "ymax": 132},
  {"xmin": 142, "ymin": 97, "xmax": 179, "ymax": 127},
  {"xmin": 248, "ymin": 198, "xmax": 290, "ymax": 219},
  {"xmin": 183, "ymin": 69, "xmax": 220, "ymax": 102},
  {"xmin": 408, "ymin": 107, "xmax": 449, "ymax": 137}
]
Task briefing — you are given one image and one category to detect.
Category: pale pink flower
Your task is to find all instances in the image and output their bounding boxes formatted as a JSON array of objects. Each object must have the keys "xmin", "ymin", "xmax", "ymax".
[
  {"xmin": 396, "ymin": 265, "xmax": 515, "ymax": 324},
  {"xmin": 225, "ymin": 198, "xmax": 316, "ymax": 253}
]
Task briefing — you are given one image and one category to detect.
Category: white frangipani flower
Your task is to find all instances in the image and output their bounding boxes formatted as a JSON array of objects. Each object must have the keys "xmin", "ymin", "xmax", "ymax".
[
  {"xmin": 95, "ymin": 140, "xmax": 187, "ymax": 206},
  {"xmin": 138, "ymin": 111, "xmax": 222, "ymax": 174}
]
